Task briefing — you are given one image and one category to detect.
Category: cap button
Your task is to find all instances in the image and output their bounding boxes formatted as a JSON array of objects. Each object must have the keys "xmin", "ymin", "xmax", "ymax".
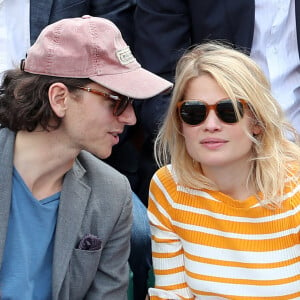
[{"xmin": 82, "ymin": 15, "xmax": 91, "ymax": 19}]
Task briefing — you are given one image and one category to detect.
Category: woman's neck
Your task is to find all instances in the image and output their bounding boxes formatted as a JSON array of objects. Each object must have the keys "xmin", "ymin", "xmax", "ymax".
[{"xmin": 201, "ymin": 161, "xmax": 256, "ymax": 201}]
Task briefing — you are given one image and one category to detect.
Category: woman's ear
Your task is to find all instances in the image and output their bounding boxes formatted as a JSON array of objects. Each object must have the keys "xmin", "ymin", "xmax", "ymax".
[
  {"xmin": 252, "ymin": 120, "xmax": 262, "ymax": 136},
  {"xmin": 48, "ymin": 83, "xmax": 69, "ymax": 118}
]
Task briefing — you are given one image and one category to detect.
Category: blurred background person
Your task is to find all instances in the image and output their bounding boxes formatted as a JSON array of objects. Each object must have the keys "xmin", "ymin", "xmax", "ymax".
[{"xmin": 135, "ymin": 0, "xmax": 300, "ymax": 134}]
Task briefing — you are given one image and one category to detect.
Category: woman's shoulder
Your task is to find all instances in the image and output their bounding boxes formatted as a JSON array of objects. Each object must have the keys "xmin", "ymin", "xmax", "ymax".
[
  {"xmin": 154, "ymin": 164, "xmax": 177, "ymax": 182},
  {"xmin": 282, "ymin": 163, "xmax": 300, "ymax": 208}
]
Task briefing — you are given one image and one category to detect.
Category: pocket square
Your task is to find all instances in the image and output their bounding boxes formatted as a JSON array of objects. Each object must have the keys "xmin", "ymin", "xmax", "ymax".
[{"xmin": 77, "ymin": 233, "xmax": 102, "ymax": 251}]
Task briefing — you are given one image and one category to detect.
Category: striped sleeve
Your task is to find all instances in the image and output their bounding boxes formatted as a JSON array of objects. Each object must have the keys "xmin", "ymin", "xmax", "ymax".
[{"xmin": 148, "ymin": 166, "xmax": 194, "ymax": 300}]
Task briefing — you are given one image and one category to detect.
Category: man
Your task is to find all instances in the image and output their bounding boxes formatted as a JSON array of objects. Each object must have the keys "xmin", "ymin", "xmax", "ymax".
[
  {"xmin": 1, "ymin": 2, "xmax": 152, "ymax": 299},
  {"xmin": 0, "ymin": 16, "xmax": 172, "ymax": 299}
]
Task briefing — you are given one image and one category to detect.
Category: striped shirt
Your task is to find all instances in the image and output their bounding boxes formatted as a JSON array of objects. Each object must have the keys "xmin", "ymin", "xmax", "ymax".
[{"xmin": 148, "ymin": 165, "xmax": 300, "ymax": 299}]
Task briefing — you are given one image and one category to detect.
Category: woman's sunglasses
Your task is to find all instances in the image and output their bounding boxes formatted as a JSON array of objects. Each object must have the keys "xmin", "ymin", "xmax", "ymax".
[
  {"xmin": 177, "ymin": 98, "xmax": 246, "ymax": 126},
  {"xmin": 71, "ymin": 86, "xmax": 134, "ymax": 116}
]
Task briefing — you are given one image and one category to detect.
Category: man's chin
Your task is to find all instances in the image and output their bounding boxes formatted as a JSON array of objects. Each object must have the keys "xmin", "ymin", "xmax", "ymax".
[{"xmin": 94, "ymin": 149, "xmax": 112, "ymax": 160}]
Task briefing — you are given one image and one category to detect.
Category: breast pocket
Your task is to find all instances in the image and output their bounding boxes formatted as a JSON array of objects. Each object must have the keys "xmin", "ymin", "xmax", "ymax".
[{"xmin": 69, "ymin": 247, "xmax": 103, "ymax": 299}]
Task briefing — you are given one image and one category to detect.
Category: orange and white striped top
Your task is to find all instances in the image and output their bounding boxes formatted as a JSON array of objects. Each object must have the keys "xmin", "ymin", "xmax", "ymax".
[{"xmin": 148, "ymin": 165, "xmax": 300, "ymax": 300}]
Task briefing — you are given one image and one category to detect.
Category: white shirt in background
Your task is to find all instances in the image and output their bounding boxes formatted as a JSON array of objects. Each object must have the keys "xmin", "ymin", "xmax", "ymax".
[
  {"xmin": 0, "ymin": 0, "xmax": 30, "ymax": 82},
  {"xmin": 251, "ymin": 0, "xmax": 300, "ymax": 134}
]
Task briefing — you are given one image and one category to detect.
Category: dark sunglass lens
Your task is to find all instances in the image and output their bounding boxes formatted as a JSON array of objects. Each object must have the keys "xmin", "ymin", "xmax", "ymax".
[
  {"xmin": 180, "ymin": 101, "xmax": 207, "ymax": 125},
  {"xmin": 217, "ymin": 100, "xmax": 244, "ymax": 123},
  {"xmin": 114, "ymin": 97, "xmax": 130, "ymax": 116}
]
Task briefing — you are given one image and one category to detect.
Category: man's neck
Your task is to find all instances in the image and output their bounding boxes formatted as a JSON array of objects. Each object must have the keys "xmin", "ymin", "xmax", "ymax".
[{"xmin": 13, "ymin": 130, "xmax": 76, "ymax": 200}]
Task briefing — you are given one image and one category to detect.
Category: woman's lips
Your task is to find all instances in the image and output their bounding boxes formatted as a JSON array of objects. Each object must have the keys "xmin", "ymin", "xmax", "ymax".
[{"xmin": 200, "ymin": 138, "xmax": 227, "ymax": 149}]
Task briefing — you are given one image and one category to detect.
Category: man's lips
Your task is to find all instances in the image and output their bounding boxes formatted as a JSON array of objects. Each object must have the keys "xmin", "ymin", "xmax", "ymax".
[
  {"xmin": 109, "ymin": 129, "xmax": 123, "ymax": 136},
  {"xmin": 110, "ymin": 132, "xmax": 121, "ymax": 137},
  {"xmin": 109, "ymin": 130, "xmax": 123, "ymax": 144}
]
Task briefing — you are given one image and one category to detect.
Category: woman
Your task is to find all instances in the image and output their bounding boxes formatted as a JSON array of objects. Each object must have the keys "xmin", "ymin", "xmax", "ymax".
[{"xmin": 148, "ymin": 42, "xmax": 300, "ymax": 299}]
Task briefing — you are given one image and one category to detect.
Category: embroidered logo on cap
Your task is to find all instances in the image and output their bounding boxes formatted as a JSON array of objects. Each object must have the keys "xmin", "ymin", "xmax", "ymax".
[{"xmin": 116, "ymin": 47, "xmax": 136, "ymax": 65}]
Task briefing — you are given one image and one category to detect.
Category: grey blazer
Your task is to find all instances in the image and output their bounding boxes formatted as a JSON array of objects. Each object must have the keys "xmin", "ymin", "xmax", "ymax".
[
  {"xmin": 29, "ymin": 0, "xmax": 136, "ymax": 45},
  {"xmin": 0, "ymin": 128, "xmax": 133, "ymax": 300}
]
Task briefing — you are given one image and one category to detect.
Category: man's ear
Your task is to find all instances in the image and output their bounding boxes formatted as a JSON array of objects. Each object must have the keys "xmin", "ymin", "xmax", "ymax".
[{"xmin": 48, "ymin": 83, "xmax": 69, "ymax": 118}]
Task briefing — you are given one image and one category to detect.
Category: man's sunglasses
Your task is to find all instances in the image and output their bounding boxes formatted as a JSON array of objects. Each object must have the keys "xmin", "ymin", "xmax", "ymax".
[
  {"xmin": 71, "ymin": 86, "xmax": 134, "ymax": 116},
  {"xmin": 177, "ymin": 98, "xmax": 246, "ymax": 126}
]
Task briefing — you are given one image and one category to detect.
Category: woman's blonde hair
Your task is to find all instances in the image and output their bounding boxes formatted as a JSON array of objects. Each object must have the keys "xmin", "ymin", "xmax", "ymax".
[{"xmin": 155, "ymin": 42, "xmax": 300, "ymax": 207}]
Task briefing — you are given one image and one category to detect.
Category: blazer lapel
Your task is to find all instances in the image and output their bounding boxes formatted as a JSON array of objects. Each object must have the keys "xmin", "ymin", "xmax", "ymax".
[
  {"xmin": 0, "ymin": 130, "xmax": 15, "ymax": 265},
  {"xmin": 30, "ymin": 0, "xmax": 54, "ymax": 44},
  {"xmin": 52, "ymin": 159, "xmax": 91, "ymax": 299}
]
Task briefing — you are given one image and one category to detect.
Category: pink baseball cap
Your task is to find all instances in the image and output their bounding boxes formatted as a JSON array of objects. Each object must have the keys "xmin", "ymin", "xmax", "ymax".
[{"xmin": 20, "ymin": 15, "xmax": 173, "ymax": 99}]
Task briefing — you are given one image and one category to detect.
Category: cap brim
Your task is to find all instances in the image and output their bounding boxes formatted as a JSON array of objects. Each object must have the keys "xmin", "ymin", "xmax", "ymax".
[{"xmin": 90, "ymin": 67, "xmax": 173, "ymax": 99}]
